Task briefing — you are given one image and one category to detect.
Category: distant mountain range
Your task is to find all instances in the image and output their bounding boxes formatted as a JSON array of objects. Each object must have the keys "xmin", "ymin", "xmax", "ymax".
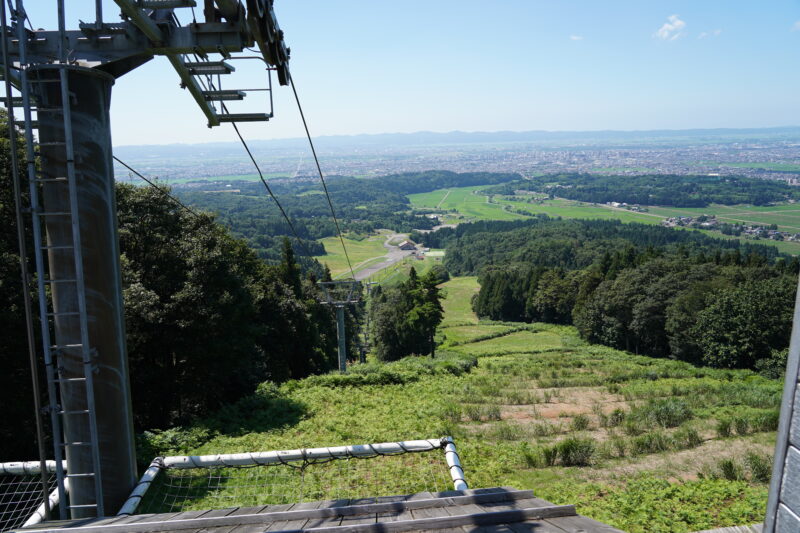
[{"xmin": 115, "ymin": 126, "xmax": 800, "ymax": 157}]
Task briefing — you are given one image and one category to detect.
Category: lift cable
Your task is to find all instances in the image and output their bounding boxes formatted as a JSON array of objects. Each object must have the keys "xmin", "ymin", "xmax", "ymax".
[
  {"xmin": 222, "ymin": 109, "xmax": 316, "ymax": 258},
  {"xmin": 288, "ymin": 72, "xmax": 356, "ymax": 281},
  {"xmin": 113, "ymin": 156, "xmax": 203, "ymax": 219},
  {"xmin": 115, "ymin": 151, "xmax": 315, "ymax": 259}
]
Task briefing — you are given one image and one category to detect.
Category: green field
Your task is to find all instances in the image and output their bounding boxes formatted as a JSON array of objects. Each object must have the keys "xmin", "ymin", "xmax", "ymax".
[
  {"xmin": 408, "ymin": 186, "xmax": 526, "ymax": 222},
  {"xmin": 496, "ymin": 196, "xmax": 663, "ymax": 224},
  {"xmin": 369, "ymin": 254, "xmax": 442, "ymax": 286},
  {"xmin": 408, "ymin": 185, "xmax": 800, "ymax": 255},
  {"xmin": 142, "ymin": 275, "xmax": 780, "ymax": 532},
  {"xmin": 313, "ymin": 233, "xmax": 389, "ymax": 277},
  {"xmin": 649, "ymin": 204, "xmax": 800, "ymax": 232},
  {"xmin": 439, "ymin": 275, "xmax": 480, "ymax": 326}
]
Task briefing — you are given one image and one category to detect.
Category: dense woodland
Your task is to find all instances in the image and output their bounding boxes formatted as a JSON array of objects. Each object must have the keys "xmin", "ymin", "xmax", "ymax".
[
  {"xmin": 487, "ymin": 173, "xmax": 800, "ymax": 206},
  {"xmin": 0, "ymin": 175, "xmax": 358, "ymax": 458},
  {"xmin": 416, "ymin": 217, "xmax": 798, "ymax": 371},
  {"xmin": 178, "ymin": 171, "xmax": 520, "ymax": 261},
  {"xmin": 369, "ymin": 267, "xmax": 445, "ymax": 361}
]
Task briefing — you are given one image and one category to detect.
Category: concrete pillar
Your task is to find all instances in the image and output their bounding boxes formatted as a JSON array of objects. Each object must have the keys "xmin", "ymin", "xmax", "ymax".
[{"xmin": 33, "ymin": 64, "xmax": 137, "ymax": 517}]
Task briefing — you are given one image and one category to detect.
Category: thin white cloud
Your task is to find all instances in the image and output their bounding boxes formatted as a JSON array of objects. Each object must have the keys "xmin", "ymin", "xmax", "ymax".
[
  {"xmin": 793, "ymin": 20, "xmax": 800, "ymax": 31},
  {"xmin": 569, "ymin": 35, "xmax": 583, "ymax": 41},
  {"xmin": 698, "ymin": 29, "xmax": 722, "ymax": 39},
  {"xmin": 654, "ymin": 15, "xmax": 686, "ymax": 41}
]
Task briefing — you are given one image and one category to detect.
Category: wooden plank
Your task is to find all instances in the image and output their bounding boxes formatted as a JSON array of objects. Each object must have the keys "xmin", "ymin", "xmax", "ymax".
[
  {"xmin": 444, "ymin": 502, "xmax": 486, "ymax": 516},
  {"xmin": 694, "ymin": 526, "xmax": 763, "ymax": 533},
  {"xmin": 477, "ymin": 498, "xmax": 554, "ymax": 513},
  {"xmin": 348, "ymin": 498, "xmax": 377, "ymax": 506},
  {"xmin": 286, "ymin": 505, "xmax": 577, "ymax": 533},
  {"xmin": 463, "ymin": 525, "xmax": 517, "ymax": 533},
  {"xmin": 303, "ymin": 499, "xmax": 350, "ymax": 528},
  {"xmin": 509, "ymin": 519, "xmax": 571, "ymax": 533},
  {"xmin": 780, "ymin": 446, "xmax": 800, "ymax": 515},
  {"xmin": 259, "ymin": 502, "xmax": 318, "ymax": 533},
  {"xmin": 194, "ymin": 504, "xmax": 295, "ymax": 533},
  {"xmin": 778, "ymin": 503, "xmax": 800, "ymax": 533},
  {"xmin": 376, "ymin": 495, "xmax": 410, "ymax": 504},
  {"xmin": 339, "ymin": 513, "xmax": 377, "ymax": 526},
  {"xmin": 790, "ymin": 388, "xmax": 800, "ymax": 449},
  {"xmin": 17, "ymin": 490, "xmax": 538, "ymax": 533},
  {"xmin": 410, "ymin": 504, "xmax": 451, "ymax": 520},
  {"xmin": 544, "ymin": 514, "xmax": 625, "ymax": 533}
]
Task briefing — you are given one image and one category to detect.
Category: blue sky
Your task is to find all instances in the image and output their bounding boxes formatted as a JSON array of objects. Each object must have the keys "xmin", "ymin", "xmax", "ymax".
[{"xmin": 24, "ymin": 1, "xmax": 800, "ymax": 146}]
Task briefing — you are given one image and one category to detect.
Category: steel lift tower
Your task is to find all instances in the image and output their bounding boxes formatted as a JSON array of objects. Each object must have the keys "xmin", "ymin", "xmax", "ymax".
[{"xmin": 1, "ymin": 0, "xmax": 290, "ymax": 520}]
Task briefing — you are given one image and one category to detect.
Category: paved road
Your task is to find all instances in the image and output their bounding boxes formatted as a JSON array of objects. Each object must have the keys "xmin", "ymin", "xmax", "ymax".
[{"xmin": 354, "ymin": 233, "xmax": 413, "ymax": 281}]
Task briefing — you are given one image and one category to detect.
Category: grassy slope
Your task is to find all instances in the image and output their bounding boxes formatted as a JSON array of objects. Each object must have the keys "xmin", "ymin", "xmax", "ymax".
[
  {"xmin": 313, "ymin": 233, "xmax": 389, "ymax": 277},
  {"xmin": 408, "ymin": 186, "xmax": 525, "ymax": 222},
  {"xmin": 147, "ymin": 276, "xmax": 779, "ymax": 533}
]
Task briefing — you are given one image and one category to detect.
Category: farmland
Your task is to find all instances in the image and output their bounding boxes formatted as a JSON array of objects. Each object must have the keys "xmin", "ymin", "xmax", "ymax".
[
  {"xmin": 143, "ymin": 276, "xmax": 779, "ymax": 533},
  {"xmin": 408, "ymin": 186, "xmax": 526, "ymax": 222},
  {"xmin": 408, "ymin": 185, "xmax": 800, "ymax": 254}
]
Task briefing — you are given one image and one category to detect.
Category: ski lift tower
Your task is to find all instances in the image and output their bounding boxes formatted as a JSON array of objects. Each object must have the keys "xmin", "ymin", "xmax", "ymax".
[
  {"xmin": 318, "ymin": 280, "xmax": 362, "ymax": 372},
  {"xmin": 0, "ymin": 0, "xmax": 290, "ymax": 520}
]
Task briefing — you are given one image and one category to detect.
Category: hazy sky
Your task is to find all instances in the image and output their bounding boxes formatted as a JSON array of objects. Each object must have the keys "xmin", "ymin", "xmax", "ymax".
[{"xmin": 25, "ymin": 1, "xmax": 800, "ymax": 146}]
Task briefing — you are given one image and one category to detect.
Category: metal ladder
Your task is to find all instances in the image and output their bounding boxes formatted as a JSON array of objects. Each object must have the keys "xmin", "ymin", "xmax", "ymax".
[{"xmin": 4, "ymin": 0, "xmax": 105, "ymax": 519}]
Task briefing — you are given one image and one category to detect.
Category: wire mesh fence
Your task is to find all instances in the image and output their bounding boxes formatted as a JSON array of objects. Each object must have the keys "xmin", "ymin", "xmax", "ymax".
[
  {"xmin": 0, "ymin": 465, "xmax": 58, "ymax": 533},
  {"xmin": 133, "ymin": 439, "xmax": 464, "ymax": 515}
]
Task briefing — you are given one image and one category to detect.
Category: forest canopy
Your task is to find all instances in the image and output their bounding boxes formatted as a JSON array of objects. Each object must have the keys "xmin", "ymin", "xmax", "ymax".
[
  {"xmin": 486, "ymin": 173, "xmax": 800, "ymax": 207},
  {"xmin": 417, "ymin": 216, "xmax": 798, "ymax": 371}
]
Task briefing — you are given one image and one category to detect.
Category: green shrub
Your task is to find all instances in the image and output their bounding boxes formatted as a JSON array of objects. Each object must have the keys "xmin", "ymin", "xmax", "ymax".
[
  {"xmin": 716, "ymin": 418, "xmax": 733, "ymax": 438},
  {"xmin": 290, "ymin": 353, "xmax": 478, "ymax": 389},
  {"xmin": 745, "ymin": 452, "xmax": 773, "ymax": 483},
  {"xmin": 718, "ymin": 458, "xmax": 745, "ymax": 481},
  {"xmin": 631, "ymin": 398, "xmax": 693, "ymax": 428},
  {"xmin": 623, "ymin": 418, "xmax": 645, "ymax": 436},
  {"xmin": 632, "ymin": 431, "xmax": 672, "ymax": 455},
  {"xmin": 610, "ymin": 436, "xmax": 627, "ymax": 458},
  {"xmin": 557, "ymin": 437, "xmax": 596, "ymax": 466},
  {"xmin": 484, "ymin": 404, "xmax": 502, "ymax": 421},
  {"xmin": 519, "ymin": 443, "xmax": 543, "ymax": 468},
  {"xmin": 532, "ymin": 423, "xmax": 557, "ymax": 437},
  {"xmin": 505, "ymin": 390, "xmax": 535, "ymax": 405},
  {"xmin": 542, "ymin": 446, "xmax": 559, "ymax": 466},
  {"xmin": 137, "ymin": 426, "xmax": 215, "ymax": 466},
  {"xmin": 607, "ymin": 408, "xmax": 626, "ymax": 427},
  {"xmin": 494, "ymin": 422, "xmax": 525, "ymax": 441},
  {"xmin": 674, "ymin": 426, "xmax": 703, "ymax": 449},
  {"xmin": 749, "ymin": 410, "xmax": 780, "ymax": 432},
  {"xmin": 733, "ymin": 416, "xmax": 749, "ymax": 436},
  {"xmin": 755, "ymin": 348, "xmax": 788, "ymax": 379},
  {"xmin": 464, "ymin": 404, "xmax": 482, "ymax": 421},
  {"xmin": 440, "ymin": 402, "xmax": 462, "ymax": 422},
  {"xmin": 571, "ymin": 414, "xmax": 591, "ymax": 431}
]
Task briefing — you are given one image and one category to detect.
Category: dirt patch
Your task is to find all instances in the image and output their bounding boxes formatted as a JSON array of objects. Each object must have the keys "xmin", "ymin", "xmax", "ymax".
[{"xmin": 582, "ymin": 436, "xmax": 775, "ymax": 483}]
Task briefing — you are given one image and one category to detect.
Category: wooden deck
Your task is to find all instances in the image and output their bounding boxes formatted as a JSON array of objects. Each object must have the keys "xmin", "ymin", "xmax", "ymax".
[{"xmin": 14, "ymin": 487, "xmax": 624, "ymax": 532}]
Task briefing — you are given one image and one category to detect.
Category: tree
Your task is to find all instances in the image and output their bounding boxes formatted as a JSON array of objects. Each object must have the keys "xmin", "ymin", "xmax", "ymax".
[
  {"xmin": 118, "ymin": 185, "xmax": 345, "ymax": 427},
  {"xmin": 370, "ymin": 267, "xmax": 444, "ymax": 360},
  {"xmin": 690, "ymin": 277, "xmax": 795, "ymax": 368},
  {"xmin": 0, "ymin": 111, "xmax": 43, "ymax": 460}
]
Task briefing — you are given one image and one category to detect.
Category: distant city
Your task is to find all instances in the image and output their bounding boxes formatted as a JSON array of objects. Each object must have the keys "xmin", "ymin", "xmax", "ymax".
[{"xmin": 113, "ymin": 127, "xmax": 800, "ymax": 187}]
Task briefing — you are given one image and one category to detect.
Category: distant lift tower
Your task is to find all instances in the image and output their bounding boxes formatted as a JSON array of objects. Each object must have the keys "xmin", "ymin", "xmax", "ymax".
[
  {"xmin": 318, "ymin": 281, "xmax": 363, "ymax": 372},
  {"xmin": 0, "ymin": 0, "xmax": 290, "ymax": 520}
]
